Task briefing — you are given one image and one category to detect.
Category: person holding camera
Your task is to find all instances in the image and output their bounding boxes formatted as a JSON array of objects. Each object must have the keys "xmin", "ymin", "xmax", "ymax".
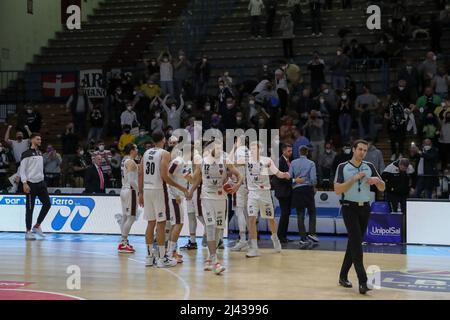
[
  {"xmin": 303, "ymin": 110, "xmax": 325, "ymax": 162},
  {"xmin": 355, "ymin": 84, "xmax": 379, "ymax": 140},
  {"xmin": 43, "ymin": 144, "xmax": 62, "ymax": 187}
]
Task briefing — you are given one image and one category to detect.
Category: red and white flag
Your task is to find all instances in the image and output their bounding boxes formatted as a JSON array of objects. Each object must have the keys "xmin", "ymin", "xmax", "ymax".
[{"xmin": 42, "ymin": 73, "xmax": 76, "ymax": 97}]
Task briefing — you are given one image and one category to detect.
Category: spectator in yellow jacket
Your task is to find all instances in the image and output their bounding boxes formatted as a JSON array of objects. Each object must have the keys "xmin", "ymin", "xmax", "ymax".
[{"xmin": 118, "ymin": 125, "xmax": 135, "ymax": 155}]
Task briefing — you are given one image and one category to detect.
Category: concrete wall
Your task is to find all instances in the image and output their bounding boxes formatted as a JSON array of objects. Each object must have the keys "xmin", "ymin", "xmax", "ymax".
[{"xmin": 0, "ymin": 0, "xmax": 103, "ymax": 71}]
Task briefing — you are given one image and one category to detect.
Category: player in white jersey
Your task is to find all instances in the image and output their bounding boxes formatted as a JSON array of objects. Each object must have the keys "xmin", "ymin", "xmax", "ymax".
[
  {"xmin": 139, "ymin": 131, "xmax": 190, "ymax": 268},
  {"xmin": 180, "ymin": 147, "xmax": 206, "ymax": 250},
  {"xmin": 245, "ymin": 141, "xmax": 290, "ymax": 257},
  {"xmin": 189, "ymin": 139, "xmax": 243, "ymax": 274},
  {"xmin": 227, "ymin": 137, "xmax": 250, "ymax": 252},
  {"xmin": 166, "ymin": 143, "xmax": 195, "ymax": 263},
  {"xmin": 118, "ymin": 143, "xmax": 139, "ymax": 254}
]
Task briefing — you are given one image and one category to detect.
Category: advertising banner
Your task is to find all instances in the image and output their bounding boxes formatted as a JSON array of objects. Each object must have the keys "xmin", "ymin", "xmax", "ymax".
[
  {"xmin": 79, "ymin": 69, "xmax": 106, "ymax": 98},
  {"xmin": 364, "ymin": 213, "xmax": 402, "ymax": 244}
]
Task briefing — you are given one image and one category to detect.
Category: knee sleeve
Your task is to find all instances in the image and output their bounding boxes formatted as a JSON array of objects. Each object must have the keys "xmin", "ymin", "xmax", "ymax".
[{"xmin": 206, "ymin": 224, "xmax": 216, "ymax": 241}]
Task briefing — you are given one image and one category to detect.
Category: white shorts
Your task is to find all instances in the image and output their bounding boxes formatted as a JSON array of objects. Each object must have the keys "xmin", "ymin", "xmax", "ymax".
[
  {"xmin": 235, "ymin": 188, "xmax": 248, "ymax": 209},
  {"xmin": 247, "ymin": 190, "xmax": 275, "ymax": 219},
  {"xmin": 120, "ymin": 188, "xmax": 138, "ymax": 217},
  {"xmin": 143, "ymin": 188, "xmax": 169, "ymax": 222},
  {"xmin": 169, "ymin": 196, "xmax": 186, "ymax": 225},
  {"xmin": 201, "ymin": 198, "xmax": 227, "ymax": 229}
]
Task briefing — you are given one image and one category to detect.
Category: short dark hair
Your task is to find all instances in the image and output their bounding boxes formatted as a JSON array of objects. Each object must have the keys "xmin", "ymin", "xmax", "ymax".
[
  {"xmin": 152, "ymin": 130, "xmax": 165, "ymax": 143},
  {"xmin": 353, "ymin": 139, "xmax": 369, "ymax": 149},
  {"xmin": 124, "ymin": 143, "xmax": 136, "ymax": 155},
  {"xmin": 281, "ymin": 143, "xmax": 292, "ymax": 150},
  {"xmin": 30, "ymin": 133, "xmax": 41, "ymax": 140}
]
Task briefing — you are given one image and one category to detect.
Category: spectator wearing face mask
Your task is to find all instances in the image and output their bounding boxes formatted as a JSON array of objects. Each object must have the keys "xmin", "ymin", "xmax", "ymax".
[
  {"xmin": 201, "ymin": 102, "xmax": 213, "ymax": 130},
  {"xmin": 390, "ymin": 79, "xmax": 414, "ymax": 107},
  {"xmin": 71, "ymin": 146, "xmax": 89, "ymax": 188},
  {"xmin": 219, "ymin": 97, "xmax": 238, "ymax": 129},
  {"xmin": 398, "ymin": 60, "xmax": 420, "ymax": 99},
  {"xmin": 43, "ymin": 145, "xmax": 62, "ymax": 187},
  {"xmin": 194, "ymin": 55, "xmax": 211, "ymax": 104},
  {"xmin": 217, "ymin": 79, "xmax": 234, "ymax": 110},
  {"xmin": 158, "ymin": 49, "xmax": 174, "ymax": 97},
  {"xmin": 434, "ymin": 97, "xmax": 449, "ymax": 121},
  {"xmin": 292, "ymin": 128, "xmax": 311, "ymax": 160},
  {"xmin": 234, "ymin": 111, "xmax": 249, "ymax": 130},
  {"xmin": 118, "ymin": 126, "xmax": 135, "ymax": 157},
  {"xmin": 210, "ymin": 113, "xmax": 224, "ymax": 131},
  {"xmin": 256, "ymin": 63, "xmax": 272, "ymax": 82},
  {"xmin": 134, "ymin": 128, "xmax": 152, "ymax": 156},
  {"xmin": 355, "ymin": 84, "xmax": 379, "ymax": 140},
  {"xmin": 145, "ymin": 58, "xmax": 160, "ymax": 79},
  {"xmin": 382, "ymin": 158, "xmax": 415, "ymax": 216},
  {"xmin": 318, "ymin": 142, "xmax": 336, "ymax": 189},
  {"xmin": 275, "ymin": 66, "xmax": 289, "ymax": 116},
  {"xmin": 19, "ymin": 104, "xmax": 42, "ymax": 137},
  {"xmin": 174, "ymin": 50, "xmax": 191, "ymax": 96},
  {"xmin": 416, "ymin": 86, "xmax": 442, "ymax": 114},
  {"xmin": 385, "ymin": 95, "xmax": 407, "ymax": 161},
  {"xmin": 418, "ymin": 52, "xmax": 438, "ymax": 88},
  {"xmin": 303, "ymin": 110, "xmax": 325, "ymax": 162},
  {"xmin": 4, "ymin": 125, "xmax": 32, "ymax": 169},
  {"xmin": 162, "ymin": 94, "xmax": 184, "ymax": 130},
  {"xmin": 410, "ymin": 139, "xmax": 439, "ymax": 198},
  {"xmin": 439, "ymin": 111, "xmax": 450, "ymax": 169},
  {"xmin": 151, "ymin": 109, "xmax": 164, "ymax": 133},
  {"xmin": 109, "ymin": 147, "xmax": 123, "ymax": 187},
  {"xmin": 307, "ymin": 52, "xmax": 326, "ymax": 96},
  {"xmin": 332, "ymin": 144, "xmax": 352, "ymax": 176},
  {"xmin": 120, "ymin": 103, "xmax": 140, "ymax": 134},
  {"xmin": 422, "ymin": 112, "xmax": 439, "ymax": 142},
  {"xmin": 330, "ymin": 48, "xmax": 349, "ymax": 91},
  {"xmin": 337, "ymin": 91, "xmax": 353, "ymax": 144},
  {"xmin": 0, "ymin": 142, "xmax": 9, "ymax": 192},
  {"xmin": 66, "ymin": 87, "xmax": 92, "ymax": 136},
  {"xmin": 432, "ymin": 69, "xmax": 449, "ymax": 98},
  {"xmin": 279, "ymin": 116, "xmax": 296, "ymax": 145},
  {"xmin": 88, "ymin": 105, "xmax": 104, "ymax": 143}
]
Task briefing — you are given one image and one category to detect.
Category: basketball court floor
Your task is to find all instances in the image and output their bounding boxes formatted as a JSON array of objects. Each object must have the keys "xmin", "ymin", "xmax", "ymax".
[{"xmin": 1, "ymin": 232, "xmax": 449, "ymax": 300}]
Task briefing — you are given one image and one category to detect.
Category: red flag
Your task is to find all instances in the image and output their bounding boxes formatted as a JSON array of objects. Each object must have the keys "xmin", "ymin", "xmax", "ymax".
[{"xmin": 42, "ymin": 73, "xmax": 76, "ymax": 97}]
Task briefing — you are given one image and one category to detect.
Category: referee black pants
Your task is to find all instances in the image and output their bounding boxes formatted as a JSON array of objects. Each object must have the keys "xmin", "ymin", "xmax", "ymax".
[
  {"xmin": 26, "ymin": 181, "xmax": 51, "ymax": 231},
  {"xmin": 340, "ymin": 203, "xmax": 370, "ymax": 285}
]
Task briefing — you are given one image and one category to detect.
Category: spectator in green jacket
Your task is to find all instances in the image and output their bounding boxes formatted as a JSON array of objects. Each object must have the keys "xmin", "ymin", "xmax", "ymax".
[{"xmin": 416, "ymin": 86, "xmax": 442, "ymax": 114}]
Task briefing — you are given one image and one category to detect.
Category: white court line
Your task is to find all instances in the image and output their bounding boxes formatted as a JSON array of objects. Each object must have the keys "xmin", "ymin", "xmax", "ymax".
[
  {"xmin": 0, "ymin": 288, "xmax": 85, "ymax": 300},
  {"xmin": 6, "ymin": 244, "xmax": 191, "ymax": 300}
]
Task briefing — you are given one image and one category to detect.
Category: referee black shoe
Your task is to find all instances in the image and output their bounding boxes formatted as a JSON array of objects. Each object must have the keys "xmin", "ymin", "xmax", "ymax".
[
  {"xmin": 339, "ymin": 278, "xmax": 353, "ymax": 288},
  {"xmin": 180, "ymin": 240, "xmax": 197, "ymax": 250},
  {"xmin": 307, "ymin": 234, "xmax": 319, "ymax": 243},
  {"xmin": 359, "ymin": 283, "xmax": 372, "ymax": 295}
]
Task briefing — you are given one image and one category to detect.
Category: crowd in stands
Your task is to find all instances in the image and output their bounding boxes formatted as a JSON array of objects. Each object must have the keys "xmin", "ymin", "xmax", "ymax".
[{"xmin": 1, "ymin": 0, "xmax": 449, "ymax": 200}]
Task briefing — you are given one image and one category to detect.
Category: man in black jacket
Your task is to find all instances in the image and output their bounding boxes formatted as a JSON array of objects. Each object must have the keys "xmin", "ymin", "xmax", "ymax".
[
  {"xmin": 382, "ymin": 158, "xmax": 414, "ymax": 215},
  {"xmin": 274, "ymin": 144, "xmax": 293, "ymax": 243},
  {"xmin": 411, "ymin": 139, "xmax": 439, "ymax": 198},
  {"xmin": 65, "ymin": 87, "xmax": 92, "ymax": 136},
  {"xmin": 84, "ymin": 155, "xmax": 109, "ymax": 194}
]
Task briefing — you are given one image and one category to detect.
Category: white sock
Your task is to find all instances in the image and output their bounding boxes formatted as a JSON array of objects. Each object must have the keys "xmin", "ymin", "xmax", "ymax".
[
  {"xmin": 190, "ymin": 235, "xmax": 196, "ymax": 243},
  {"xmin": 210, "ymin": 254, "xmax": 218, "ymax": 264},
  {"xmin": 250, "ymin": 239, "xmax": 258, "ymax": 249},
  {"xmin": 158, "ymin": 245, "xmax": 166, "ymax": 259},
  {"xmin": 147, "ymin": 245, "xmax": 153, "ymax": 256},
  {"xmin": 168, "ymin": 241, "xmax": 176, "ymax": 255},
  {"xmin": 271, "ymin": 234, "xmax": 279, "ymax": 241},
  {"xmin": 239, "ymin": 232, "xmax": 246, "ymax": 242}
]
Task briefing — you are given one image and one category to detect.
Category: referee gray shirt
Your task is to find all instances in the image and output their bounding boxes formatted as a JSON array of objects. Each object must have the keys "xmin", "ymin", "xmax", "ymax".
[
  {"xmin": 334, "ymin": 160, "xmax": 381, "ymax": 202},
  {"xmin": 19, "ymin": 148, "xmax": 45, "ymax": 183}
]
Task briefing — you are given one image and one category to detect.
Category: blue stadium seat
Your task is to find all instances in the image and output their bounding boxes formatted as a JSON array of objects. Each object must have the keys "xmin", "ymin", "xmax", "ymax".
[{"xmin": 370, "ymin": 201, "xmax": 391, "ymax": 214}]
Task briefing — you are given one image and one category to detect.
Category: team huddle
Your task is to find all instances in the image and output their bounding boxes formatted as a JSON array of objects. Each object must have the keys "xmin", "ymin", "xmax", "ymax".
[{"xmin": 118, "ymin": 130, "xmax": 292, "ymax": 275}]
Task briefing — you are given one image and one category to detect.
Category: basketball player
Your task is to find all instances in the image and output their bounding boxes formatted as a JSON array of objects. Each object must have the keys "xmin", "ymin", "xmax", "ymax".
[
  {"xmin": 118, "ymin": 143, "xmax": 139, "ymax": 253},
  {"xmin": 20, "ymin": 133, "xmax": 51, "ymax": 240},
  {"xmin": 139, "ymin": 131, "xmax": 190, "ymax": 268},
  {"xmin": 166, "ymin": 143, "xmax": 196, "ymax": 263},
  {"xmin": 228, "ymin": 136, "xmax": 250, "ymax": 252},
  {"xmin": 189, "ymin": 139, "xmax": 243, "ymax": 274},
  {"xmin": 246, "ymin": 141, "xmax": 290, "ymax": 257}
]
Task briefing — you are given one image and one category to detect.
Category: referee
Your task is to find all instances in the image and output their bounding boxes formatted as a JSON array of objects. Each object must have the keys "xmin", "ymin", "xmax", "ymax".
[
  {"xmin": 19, "ymin": 133, "xmax": 51, "ymax": 241},
  {"xmin": 334, "ymin": 139, "xmax": 385, "ymax": 294}
]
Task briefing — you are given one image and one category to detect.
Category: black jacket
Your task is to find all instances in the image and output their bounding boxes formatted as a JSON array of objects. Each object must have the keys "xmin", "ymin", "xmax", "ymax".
[
  {"xmin": 382, "ymin": 160, "xmax": 413, "ymax": 196},
  {"xmin": 84, "ymin": 165, "xmax": 108, "ymax": 194},
  {"xmin": 272, "ymin": 156, "xmax": 292, "ymax": 198}
]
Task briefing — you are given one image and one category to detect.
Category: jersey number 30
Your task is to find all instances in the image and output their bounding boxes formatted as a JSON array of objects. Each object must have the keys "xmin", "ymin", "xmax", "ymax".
[{"xmin": 146, "ymin": 162, "xmax": 156, "ymax": 175}]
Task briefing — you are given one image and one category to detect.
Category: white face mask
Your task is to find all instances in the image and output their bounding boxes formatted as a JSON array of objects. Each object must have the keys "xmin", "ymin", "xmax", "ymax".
[
  {"xmin": 127, "ymin": 106, "xmax": 133, "ymax": 111},
  {"xmin": 442, "ymin": 102, "xmax": 446, "ymax": 107},
  {"xmin": 205, "ymin": 105, "xmax": 211, "ymax": 111},
  {"xmin": 186, "ymin": 104, "xmax": 192, "ymax": 110},
  {"xmin": 249, "ymin": 100, "xmax": 255, "ymax": 105},
  {"xmin": 219, "ymin": 85, "xmax": 224, "ymax": 90},
  {"xmin": 323, "ymin": 89, "xmax": 329, "ymax": 94},
  {"xmin": 399, "ymin": 86, "xmax": 405, "ymax": 91},
  {"xmin": 343, "ymin": 148, "xmax": 351, "ymax": 155},
  {"xmin": 341, "ymin": 95, "xmax": 347, "ymax": 100},
  {"xmin": 423, "ymin": 145, "xmax": 431, "ymax": 151},
  {"xmin": 155, "ymin": 113, "xmax": 160, "ymax": 118},
  {"xmin": 139, "ymin": 132, "xmax": 145, "ymax": 137},
  {"xmin": 171, "ymin": 106, "xmax": 177, "ymax": 112},
  {"xmin": 236, "ymin": 117, "xmax": 242, "ymax": 122},
  {"xmin": 337, "ymin": 51, "xmax": 341, "ymax": 56},
  {"xmin": 98, "ymin": 145, "xmax": 105, "ymax": 152},
  {"xmin": 320, "ymin": 99, "xmax": 325, "ymax": 104},
  {"xmin": 227, "ymin": 103, "xmax": 233, "ymax": 108},
  {"xmin": 79, "ymin": 150, "xmax": 84, "ymax": 156}
]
